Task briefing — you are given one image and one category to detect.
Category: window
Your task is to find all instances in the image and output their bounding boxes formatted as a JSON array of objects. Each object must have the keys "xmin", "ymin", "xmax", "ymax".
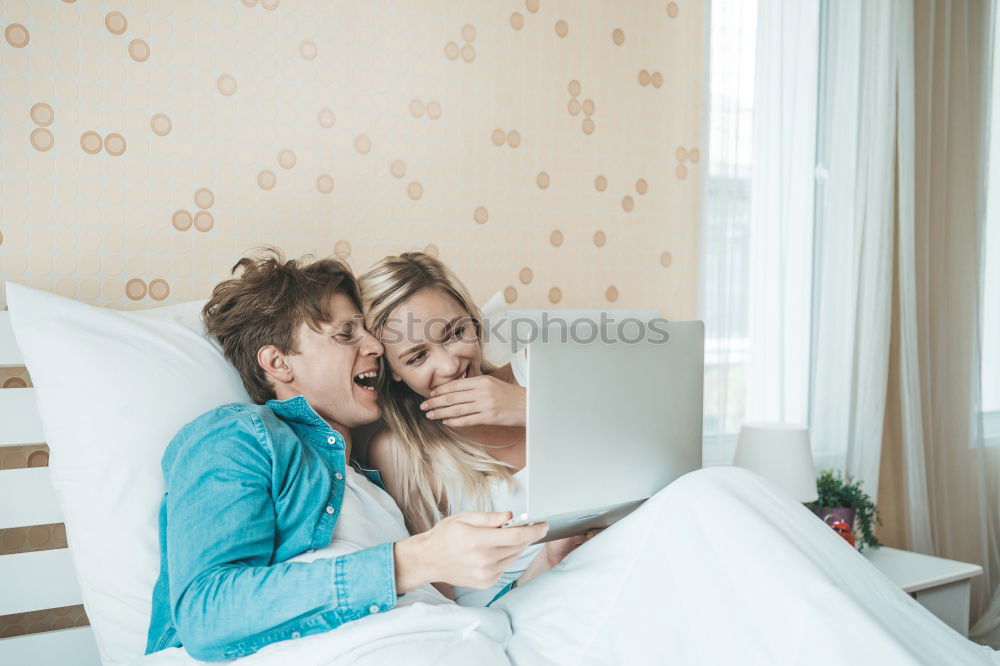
[{"xmin": 702, "ymin": 0, "xmax": 757, "ymax": 465}]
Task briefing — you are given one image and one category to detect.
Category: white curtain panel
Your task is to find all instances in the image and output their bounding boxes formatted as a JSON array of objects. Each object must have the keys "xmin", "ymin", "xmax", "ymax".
[
  {"xmin": 744, "ymin": 0, "xmax": 818, "ymax": 428},
  {"xmin": 810, "ymin": 0, "xmax": 903, "ymax": 491},
  {"xmin": 700, "ymin": 0, "xmax": 758, "ymax": 465}
]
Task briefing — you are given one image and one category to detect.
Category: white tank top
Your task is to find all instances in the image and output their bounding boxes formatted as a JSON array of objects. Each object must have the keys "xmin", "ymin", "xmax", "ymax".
[{"xmin": 452, "ymin": 349, "xmax": 542, "ymax": 607}]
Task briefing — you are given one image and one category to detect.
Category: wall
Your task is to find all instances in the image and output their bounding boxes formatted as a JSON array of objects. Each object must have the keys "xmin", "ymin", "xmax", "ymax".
[{"xmin": 0, "ymin": 0, "xmax": 706, "ymax": 639}]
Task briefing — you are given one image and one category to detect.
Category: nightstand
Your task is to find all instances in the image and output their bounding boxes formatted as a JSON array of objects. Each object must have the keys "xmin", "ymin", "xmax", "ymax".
[{"xmin": 862, "ymin": 546, "xmax": 983, "ymax": 636}]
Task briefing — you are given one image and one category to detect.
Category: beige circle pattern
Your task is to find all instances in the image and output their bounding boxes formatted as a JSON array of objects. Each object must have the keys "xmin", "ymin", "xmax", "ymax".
[
  {"xmin": 612, "ymin": 28, "xmax": 625, "ymax": 45},
  {"xmin": 150, "ymin": 113, "xmax": 172, "ymax": 136},
  {"xmin": 172, "ymin": 210, "xmax": 193, "ymax": 231},
  {"xmin": 355, "ymin": 135, "xmax": 372, "ymax": 155},
  {"xmin": 128, "ymin": 40, "xmax": 150, "ymax": 63},
  {"xmin": 30, "ymin": 128, "xmax": 54, "ymax": 152},
  {"xmin": 318, "ymin": 108, "xmax": 335, "ymax": 128},
  {"xmin": 194, "ymin": 188, "xmax": 214, "ymax": 209},
  {"xmin": 519, "ymin": 267, "xmax": 533, "ymax": 284},
  {"xmin": 595, "ymin": 175, "xmax": 608, "ymax": 192},
  {"xmin": 550, "ymin": 230, "xmax": 563, "ymax": 247},
  {"xmin": 536, "ymin": 171, "xmax": 550, "ymax": 189},
  {"xmin": 257, "ymin": 169, "xmax": 276, "ymax": 190},
  {"xmin": 105, "ymin": 12, "xmax": 127, "ymax": 35},
  {"xmin": 80, "ymin": 131, "xmax": 102, "ymax": 154},
  {"xmin": 148, "ymin": 279, "xmax": 170, "ymax": 301},
  {"xmin": 526, "ymin": 0, "xmax": 540, "ymax": 13},
  {"xmin": 474, "ymin": 206, "xmax": 489, "ymax": 224},
  {"xmin": 605, "ymin": 286, "xmax": 619, "ymax": 302},
  {"xmin": 504, "ymin": 286, "xmax": 518, "ymax": 303},
  {"xmin": 390, "ymin": 160, "xmax": 407, "ymax": 178},
  {"xmin": 217, "ymin": 74, "xmax": 237, "ymax": 96},
  {"xmin": 548, "ymin": 287, "xmax": 562, "ymax": 304},
  {"xmin": 667, "ymin": 2, "xmax": 680, "ymax": 19},
  {"xmin": 510, "ymin": 13, "xmax": 524, "ymax": 30},
  {"xmin": 193, "ymin": 211, "xmax": 214, "ymax": 232},
  {"xmin": 104, "ymin": 133, "xmax": 126, "ymax": 156},
  {"xmin": 316, "ymin": 174, "xmax": 334, "ymax": 194},
  {"xmin": 5, "ymin": 23, "xmax": 30, "ymax": 48},
  {"xmin": 594, "ymin": 231, "xmax": 607, "ymax": 247},
  {"xmin": 300, "ymin": 40, "xmax": 317, "ymax": 61},
  {"xmin": 278, "ymin": 149, "xmax": 296, "ymax": 169},
  {"xmin": 407, "ymin": 182, "xmax": 423, "ymax": 200},
  {"xmin": 125, "ymin": 278, "xmax": 147, "ymax": 301},
  {"xmin": 334, "ymin": 240, "xmax": 351, "ymax": 258},
  {"xmin": 555, "ymin": 20, "xmax": 569, "ymax": 38},
  {"xmin": 30, "ymin": 103, "xmax": 54, "ymax": 127}
]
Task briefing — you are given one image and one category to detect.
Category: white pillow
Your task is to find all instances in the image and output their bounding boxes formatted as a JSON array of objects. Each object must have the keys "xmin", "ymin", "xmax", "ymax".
[
  {"xmin": 479, "ymin": 290, "xmax": 514, "ymax": 368},
  {"xmin": 6, "ymin": 282, "xmax": 250, "ymax": 665}
]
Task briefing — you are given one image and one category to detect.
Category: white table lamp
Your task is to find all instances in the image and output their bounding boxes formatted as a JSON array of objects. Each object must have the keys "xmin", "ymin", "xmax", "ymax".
[{"xmin": 732, "ymin": 422, "xmax": 818, "ymax": 503}]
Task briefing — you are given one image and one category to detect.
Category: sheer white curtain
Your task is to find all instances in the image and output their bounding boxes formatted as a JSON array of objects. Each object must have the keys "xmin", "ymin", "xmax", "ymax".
[
  {"xmin": 810, "ymin": 1, "xmax": 908, "ymax": 494},
  {"xmin": 744, "ymin": 0, "xmax": 817, "ymax": 428},
  {"xmin": 701, "ymin": 0, "xmax": 757, "ymax": 466}
]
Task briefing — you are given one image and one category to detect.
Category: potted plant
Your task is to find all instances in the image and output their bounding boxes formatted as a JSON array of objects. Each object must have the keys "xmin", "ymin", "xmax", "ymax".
[{"xmin": 809, "ymin": 470, "xmax": 881, "ymax": 550}]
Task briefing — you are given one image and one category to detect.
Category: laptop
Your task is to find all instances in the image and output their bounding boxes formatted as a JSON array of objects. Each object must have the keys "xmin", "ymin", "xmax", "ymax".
[{"xmin": 505, "ymin": 320, "xmax": 704, "ymax": 542}]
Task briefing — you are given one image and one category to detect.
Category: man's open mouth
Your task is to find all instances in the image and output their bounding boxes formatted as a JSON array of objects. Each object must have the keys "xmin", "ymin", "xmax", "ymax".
[{"xmin": 353, "ymin": 370, "xmax": 377, "ymax": 392}]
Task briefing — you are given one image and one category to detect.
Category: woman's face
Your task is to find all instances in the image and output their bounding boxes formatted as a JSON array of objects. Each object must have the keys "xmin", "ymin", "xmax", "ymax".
[{"xmin": 380, "ymin": 287, "xmax": 482, "ymax": 399}]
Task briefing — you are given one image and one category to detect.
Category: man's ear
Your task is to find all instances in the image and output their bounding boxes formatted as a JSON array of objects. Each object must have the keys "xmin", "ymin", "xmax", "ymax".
[{"xmin": 258, "ymin": 345, "xmax": 295, "ymax": 386}]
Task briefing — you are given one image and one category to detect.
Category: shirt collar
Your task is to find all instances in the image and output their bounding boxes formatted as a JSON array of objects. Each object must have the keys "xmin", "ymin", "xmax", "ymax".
[{"xmin": 265, "ymin": 395, "xmax": 346, "ymax": 449}]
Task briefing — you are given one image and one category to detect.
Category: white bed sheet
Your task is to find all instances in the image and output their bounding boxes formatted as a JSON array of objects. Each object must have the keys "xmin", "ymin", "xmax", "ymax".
[
  {"xmin": 136, "ymin": 603, "xmax": 512, "ymax": 666},
  {"xmin": 134, "ymin": 467, "xmax": 1000, "ymax": 666}
]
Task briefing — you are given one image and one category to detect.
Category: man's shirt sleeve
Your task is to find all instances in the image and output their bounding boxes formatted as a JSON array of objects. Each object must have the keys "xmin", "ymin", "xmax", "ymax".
[{"xmin": 164, "ymin": 415, "xmax": 396, "ymax": 661}]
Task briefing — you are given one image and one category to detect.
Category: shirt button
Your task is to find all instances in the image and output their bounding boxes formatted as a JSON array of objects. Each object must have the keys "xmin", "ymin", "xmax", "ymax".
[
  {"xmin": 326, "ymin": 506, "xmax": 335, "ymax": 514},
  {"xmin": 327, "ymin": 436, "xmax": 338, "ymax": 444},
  {"xmin": 369, "ymin": 605, "xmax": 380, "ymax": 614},
  {"xmin": 335, "ymin": 472, "xmax": 344, "ymax": 480},
  {"xmin": 291, "ymin": 632, "xmax": 301, "ymax": 639}
]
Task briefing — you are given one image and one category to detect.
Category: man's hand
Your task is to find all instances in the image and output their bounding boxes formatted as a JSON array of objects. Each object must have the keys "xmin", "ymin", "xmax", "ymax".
[
  {"xmin": 394, "ymin": 512, "xmax": 547, "ymax": 593},
  {"xmin": 419, "ymin": 375, "xmax": 526, "ymax": 427}
]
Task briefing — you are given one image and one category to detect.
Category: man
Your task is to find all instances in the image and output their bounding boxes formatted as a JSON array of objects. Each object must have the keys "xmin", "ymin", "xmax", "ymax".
[{"xmin": 145, "ymin": 251, "xmax": 546, "ymax": 661}]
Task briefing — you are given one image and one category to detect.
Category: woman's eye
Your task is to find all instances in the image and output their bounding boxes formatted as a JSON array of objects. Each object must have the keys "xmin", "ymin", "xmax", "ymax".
[{"xmin": 406, "ymin": 351, "xmax": 426, "ymax": 366}]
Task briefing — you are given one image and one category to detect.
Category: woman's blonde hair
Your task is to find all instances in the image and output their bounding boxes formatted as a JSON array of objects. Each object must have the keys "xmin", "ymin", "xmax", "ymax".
[{"xmin": 359, "ymin": 252, "xmax": 513, "ymax": 533}]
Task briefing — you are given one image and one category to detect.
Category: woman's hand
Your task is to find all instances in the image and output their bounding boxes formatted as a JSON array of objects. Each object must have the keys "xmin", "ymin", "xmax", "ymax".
[
  {"xmin": 517, "ymin": 529, "xmax": 603, "ymax": 586},
  {"xmin": 419, "ymin": 375, "xmax": 526, "ymax": 427}
]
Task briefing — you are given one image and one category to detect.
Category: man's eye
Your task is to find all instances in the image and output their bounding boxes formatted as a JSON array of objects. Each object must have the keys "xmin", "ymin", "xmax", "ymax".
[
  {"xmin": 336, "ymin": 333, "xmax": 353, "ymax": 341},
  {"xmin": 406, "ymin": 351, "xmax": 426, "ymax": 366}
]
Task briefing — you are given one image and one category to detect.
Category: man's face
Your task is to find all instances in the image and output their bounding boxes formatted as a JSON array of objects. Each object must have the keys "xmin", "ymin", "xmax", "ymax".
[{"xmin": 279, "ymin": 292, "xmax": 384, "ymax": 434}]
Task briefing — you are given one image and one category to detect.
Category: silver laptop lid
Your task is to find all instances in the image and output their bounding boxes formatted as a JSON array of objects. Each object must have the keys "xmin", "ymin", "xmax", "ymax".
[{"xmin": 524, "ymin": 320, "xmax": 704, "ymax": 519}]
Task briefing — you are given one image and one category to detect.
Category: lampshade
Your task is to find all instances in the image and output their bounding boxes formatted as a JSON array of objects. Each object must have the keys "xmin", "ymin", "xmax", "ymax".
[{"xmin": 732, "ymin": 422, "xmax": 818, "ymax": 503}]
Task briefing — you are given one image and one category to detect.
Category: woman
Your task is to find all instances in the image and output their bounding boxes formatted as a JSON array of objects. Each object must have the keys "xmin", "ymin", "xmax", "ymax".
[
  {"xmin": 360, "ymin": 252, "xmax": 591, "ymax": 606},
  {"xmin": 357, "ymin": 253, "xmax": 999, "ymax": 664}
]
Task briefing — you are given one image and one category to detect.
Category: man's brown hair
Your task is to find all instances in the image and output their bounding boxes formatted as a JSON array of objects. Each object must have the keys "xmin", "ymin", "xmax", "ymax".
[{"xmin": 203, "ymin": 248, "xmax": 362, "ymax": 404}]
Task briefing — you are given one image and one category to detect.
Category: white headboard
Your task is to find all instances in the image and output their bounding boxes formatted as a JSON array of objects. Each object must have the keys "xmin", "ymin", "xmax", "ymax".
[{"xmin": 0, "ymin": 311, "xmax": 101, "ymax": 664}]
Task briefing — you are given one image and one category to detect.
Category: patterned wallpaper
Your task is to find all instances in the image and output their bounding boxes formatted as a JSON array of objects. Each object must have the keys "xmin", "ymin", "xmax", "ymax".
[
  {"xmin": 0, "ymin": 0, "xmax": 705, "ymax": 315},
  {"xmin": 0, "ymin": 0, "xmax": 706, "ymax": 639}
]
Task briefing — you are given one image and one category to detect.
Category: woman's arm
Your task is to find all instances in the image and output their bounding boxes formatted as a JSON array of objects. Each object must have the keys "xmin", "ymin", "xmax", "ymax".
[{"xmin": 368, "ymin": 429, "xmax": 456, "ymax": 600}]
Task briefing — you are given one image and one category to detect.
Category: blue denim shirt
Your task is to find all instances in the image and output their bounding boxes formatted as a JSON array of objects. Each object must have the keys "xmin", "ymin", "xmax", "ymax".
[{"xmin": 145, "ymin": 396, "xmax": 397, "ymax": 661}]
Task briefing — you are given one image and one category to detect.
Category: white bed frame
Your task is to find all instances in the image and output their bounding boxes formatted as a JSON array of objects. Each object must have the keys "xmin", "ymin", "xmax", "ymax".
[{"xmin": 0, "ymin": 311, "xmax": 102, "ymax": 665}]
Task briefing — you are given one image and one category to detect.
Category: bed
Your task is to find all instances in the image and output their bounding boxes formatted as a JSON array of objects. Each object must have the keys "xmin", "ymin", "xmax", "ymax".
[{"xmin": 4, "ymin": 281, "xmax": 1000, "ymax": 665}]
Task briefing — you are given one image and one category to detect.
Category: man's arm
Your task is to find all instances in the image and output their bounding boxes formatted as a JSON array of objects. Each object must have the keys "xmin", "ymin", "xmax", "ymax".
[{"xmin": 165, "ymin": 418, "xmax": 395, "ymax": 661}]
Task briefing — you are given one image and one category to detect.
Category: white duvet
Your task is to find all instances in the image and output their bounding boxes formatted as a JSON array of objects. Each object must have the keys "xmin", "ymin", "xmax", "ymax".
[{"xmin": 136, "ymin": 467, "xmax": 1000, "ymax": 665}]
